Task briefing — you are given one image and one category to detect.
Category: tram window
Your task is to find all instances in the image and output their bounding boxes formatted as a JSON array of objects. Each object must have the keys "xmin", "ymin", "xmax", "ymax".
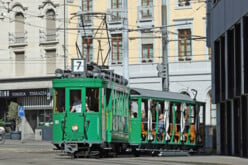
[
  {"xmin": 191, "ymin": 106, "xmax": 195, "ymax": 123},
  {"xmin": 131, "ymin": 101, "xmax": 138, "ymax": 118},
  {"xmin": 54, "ymin": 88, "xmax": 65, "ymax": 113},
  {"xmin": 70, "ymin": 90, "xmax": 82, "ymax": 113},
  {"xmin": 199, "ymin": 105, "xmax": 204, "ymax": 123},
  {"xmin": 158, "ymin": 102, "xmax": 164, "ymax": 115},
  {"xmin": 151, "ymin": 100, "xmax": 157, "ymax": 122},
  {"xmin": 86, "ymin": 88, "xmax": 99, "ymax": 112}
]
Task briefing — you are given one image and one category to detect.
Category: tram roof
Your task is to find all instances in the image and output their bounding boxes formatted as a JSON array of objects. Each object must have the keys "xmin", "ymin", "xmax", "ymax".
[{"xmin": 130, "ymin": 88, "xmax": 194, "ymax": 102}]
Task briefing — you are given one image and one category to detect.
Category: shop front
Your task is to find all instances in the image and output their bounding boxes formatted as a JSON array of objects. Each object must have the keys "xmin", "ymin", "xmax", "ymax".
[{"xmin": 0, "ymin": 88, "xmax": 53, "ymax": 141}]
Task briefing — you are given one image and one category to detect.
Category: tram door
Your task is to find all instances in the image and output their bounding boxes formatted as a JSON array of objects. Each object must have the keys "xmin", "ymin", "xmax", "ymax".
[
  {"xmin": 85, "ymin": 88, "xmax": 102, "ymax": 142},
  {"xmin": 129, "ymin": 99, "xmax": 141, "ymax": 143},
  {"xmin": 65, "ymin": 88, "xmax": 101, "ymax": 142},
  {"xmin": 64, "ymin": 88, "xmax": 86, "ymax": 141}
]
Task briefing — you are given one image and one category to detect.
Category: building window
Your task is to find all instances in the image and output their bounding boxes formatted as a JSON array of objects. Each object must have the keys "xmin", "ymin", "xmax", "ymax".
[
  {"xmin": 112, "ymin": 34, "xmax": 122, "ymax": 64},
  {"xmin": 38, "ymin": 110, "xmax": 53, "ymax": 127},
  {"xmin": 142, "ymin": 44, "xmax": 153, "ymax": 63},
  {"xmin": 178, "ymin": 29, "xmax": 192, "ymax": 61},
  {"xmin": 142, "ymin": 0, "xmax": 153, "ymax": 6},
  {"xmin": 110, "ymin": 0, "xmax": 122, "ymax": 21},
  {"xmin": 178, "ymin": 0, "xmax": 190, "ymax": 7},
  {"xmin": 82, "ymin": 0, "xmax": 93, "ymax": 11},
  {"xmin": 15, "ymin": 12, "xmax": 25, "ymax": 43},
  {"xmin": 111, "ymin": 0, "xmax": 122, "ymax": 9},
  {"xmin": 45, "ymin": 49, "xmax": 56, "ymax": 74},
  {"xmin": 82, "ymin": 37, "xmax": 93, "ymax": 63},
  {"xmin": 82, "ymin": 0, "xmax": 93, "ymax": 23},
  {"xmin": 15, "ymin": 51, "xmax": 25, "ymax": 76},
  {"xmin": 141, "ymin": 0, "xmax": 153, "ymax": 18},
  {"xmin": 46, "ymin": 9, "xmax": 56, "ymax": 41}
]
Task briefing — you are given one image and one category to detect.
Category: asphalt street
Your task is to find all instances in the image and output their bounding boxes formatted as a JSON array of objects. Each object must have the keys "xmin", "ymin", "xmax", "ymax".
[{"xmin": 0, "ymin": 140, "xmax": 248, "ymax": 165}]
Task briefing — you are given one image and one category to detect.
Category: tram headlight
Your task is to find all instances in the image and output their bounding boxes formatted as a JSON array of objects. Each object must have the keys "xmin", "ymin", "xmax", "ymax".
[{"xmin": 72, "ymin": 125, "xmax": 78, "ymax": 131}]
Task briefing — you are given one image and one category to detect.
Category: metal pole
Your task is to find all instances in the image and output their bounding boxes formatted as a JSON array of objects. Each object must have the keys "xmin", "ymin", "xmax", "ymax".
[
  {"xmin": 64, "ymin": 0, "xmax": 66, "ymax": 70},
  {"xmin": 162, "ymin": 0, "xmax": 169, "ymax": 91},
  {"xmin": 123, "ymin": 0, "xmax": 129, "ymax": 82}
]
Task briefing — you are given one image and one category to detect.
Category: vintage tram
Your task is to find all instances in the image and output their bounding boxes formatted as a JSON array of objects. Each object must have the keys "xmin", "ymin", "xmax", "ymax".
[{"xmin": 52, "ymin": 62, "xmax": 205, "ymax": 157}]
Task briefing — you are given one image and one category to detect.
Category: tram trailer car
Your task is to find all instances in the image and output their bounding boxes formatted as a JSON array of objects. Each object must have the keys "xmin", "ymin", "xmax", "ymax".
[
  {"xmin": 129, "ymin": 88, "xmax": 205, "ymax": 155},
  {"xmin": 52, "ymin": 73, "xmax": 205, "ymax": 157}
]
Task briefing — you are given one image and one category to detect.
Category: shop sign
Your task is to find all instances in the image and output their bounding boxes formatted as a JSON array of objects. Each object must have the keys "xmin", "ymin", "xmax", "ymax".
[{"xmin": 0, "ymin": 89, "xmax": 50, "ymax": 98}]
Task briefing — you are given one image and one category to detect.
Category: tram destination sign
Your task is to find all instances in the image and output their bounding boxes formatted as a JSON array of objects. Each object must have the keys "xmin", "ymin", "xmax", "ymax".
[{"xmin": 0, "ymin": 89, "xmax": 49, "ymax": 98}]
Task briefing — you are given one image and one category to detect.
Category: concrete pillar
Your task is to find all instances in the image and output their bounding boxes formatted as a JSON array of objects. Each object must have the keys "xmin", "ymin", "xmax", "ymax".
[
  {"xmin": 231, "ymin": 100, "xmax": 235, "ymax": 155},
  {"xmin": 216, "ymin": 103, "xmax": 221, "ymax": 154}
]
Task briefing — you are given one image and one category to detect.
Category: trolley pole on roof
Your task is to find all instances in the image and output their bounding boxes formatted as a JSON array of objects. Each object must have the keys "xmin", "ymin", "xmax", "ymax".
[
  {"xmin": 123, "ymin": 0, "xmax": 129, "ymax": 82},
  {"xmin": 162, "ymin": 0, "xmax": 169, "ymax": 91}
]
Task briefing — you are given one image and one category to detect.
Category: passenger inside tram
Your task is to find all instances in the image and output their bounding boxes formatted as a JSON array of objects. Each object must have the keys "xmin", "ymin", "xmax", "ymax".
[
  {"xmin": 158, "ymin": 114, "xmax": 164, "ymax": 141},
  {"xmin": 86, "ymin": 88, "xmax": 99, "ymax": 112},
  {"xmin": 141, "ymin": 111, "xmax": 147, "ymax": 141},
  {"xmin": 70, "ymin": 90, "xmax": 82, "ymax": 113}
]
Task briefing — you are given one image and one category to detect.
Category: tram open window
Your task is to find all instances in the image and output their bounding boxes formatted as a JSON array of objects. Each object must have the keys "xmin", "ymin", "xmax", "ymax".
[
  {"xmin": 70, "ymin": 90, "xmax": 82, "ymax": 113},
  {"xmin": 54, "ymin": 88, "xmax": 65, "ymax": 113},
  {"xmin": 141, "ymin": 100, "xmax": 148, "ymax": 141},
  {"xmin": 131, "ymin": 100, "xmax": 138, "ymax": 118},
  {"xmin": 86, "ymin": 88, "xmax": 99, "ymax": 112}
]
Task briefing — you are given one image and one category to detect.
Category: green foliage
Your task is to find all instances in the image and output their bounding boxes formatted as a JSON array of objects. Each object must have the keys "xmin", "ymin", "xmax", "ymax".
[
  {"xmin": 7, "ymin": 101, "xmax": 20, "ymax": 131},
  {"xmin": 7, "ymin": 101, "xmax": 19, "ymax": 121}
]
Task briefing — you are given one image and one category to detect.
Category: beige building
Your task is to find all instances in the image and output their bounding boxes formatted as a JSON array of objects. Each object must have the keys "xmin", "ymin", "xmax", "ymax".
[{"xmin": 0, "ymin": 0, "xmax": 73, "ymax": 140}]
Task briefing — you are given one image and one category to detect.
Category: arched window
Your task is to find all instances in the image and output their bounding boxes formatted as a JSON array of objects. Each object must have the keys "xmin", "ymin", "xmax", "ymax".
[
  {"xmin": 46, "ymin": 9, "xmax": 56, "ymax": 41},
  {"xmin": 15, "ymin": 12, "xmax": 24, "ymax": 43}
]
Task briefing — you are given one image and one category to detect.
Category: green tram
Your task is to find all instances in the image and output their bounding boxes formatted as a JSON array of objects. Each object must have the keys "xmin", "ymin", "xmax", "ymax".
[{"xmin": 52, "ymin": 63, "xmax": 205, "ymax": 157}]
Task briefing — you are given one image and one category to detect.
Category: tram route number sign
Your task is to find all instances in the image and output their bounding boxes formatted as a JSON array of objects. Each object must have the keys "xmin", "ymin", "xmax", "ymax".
[
  {"xmin": 18, "ymin": 106, "xmax": 25, "ymax": 117},
  {"xmin": 72, "ymin": 59, "xmax": 86, "ymax": 74}
]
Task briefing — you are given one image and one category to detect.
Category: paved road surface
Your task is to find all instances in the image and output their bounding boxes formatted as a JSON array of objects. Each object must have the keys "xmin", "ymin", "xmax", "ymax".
[{"xmin": 0, "ymin": 140, "xmax": 247, "ymax": 165}]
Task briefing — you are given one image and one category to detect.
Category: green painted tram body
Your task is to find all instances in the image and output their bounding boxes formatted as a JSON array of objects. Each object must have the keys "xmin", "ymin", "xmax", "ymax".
[
  {"xmin": 52, "ymin": 78, "xmax": 130, "ymax": 149},
  {"xmin": 52, "ymin": 77, "xmax": 205, "ymax": 156}
]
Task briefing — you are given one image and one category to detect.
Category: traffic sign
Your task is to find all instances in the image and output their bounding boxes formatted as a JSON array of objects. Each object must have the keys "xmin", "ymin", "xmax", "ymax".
[{"xmin": 18, "ymin": 106, "xmax": 25, "ymax": 117}]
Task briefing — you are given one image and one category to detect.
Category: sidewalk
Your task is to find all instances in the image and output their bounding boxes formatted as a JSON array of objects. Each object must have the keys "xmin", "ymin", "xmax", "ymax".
[
  {"xmin": 0, "ymin": 139, "xmax": 54, "ymax": 153},
  {"xmin": 148, "ymin": 156, "xmax": 248, "ymax": 165}
]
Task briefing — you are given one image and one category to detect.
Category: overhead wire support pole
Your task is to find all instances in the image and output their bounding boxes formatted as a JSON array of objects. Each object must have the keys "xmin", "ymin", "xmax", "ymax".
[
  {"xmin": 123, "ymin": 0, "xmax": 129, "ymax": 82},
  {"xmin": 162, "ymin": 0, "xmax": 169, "ymax": 92},
  {"xmin": 64, "ymin": 0, "xmax": 66, "ymax": 70}
]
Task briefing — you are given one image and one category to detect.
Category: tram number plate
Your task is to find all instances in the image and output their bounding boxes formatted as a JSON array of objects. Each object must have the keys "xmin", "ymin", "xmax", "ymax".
[{"xmin": 72, "ymin": 59, "xmax": 85, "ymax": 73}]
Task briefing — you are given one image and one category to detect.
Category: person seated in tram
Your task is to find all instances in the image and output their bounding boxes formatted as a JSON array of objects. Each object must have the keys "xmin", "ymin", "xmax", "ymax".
[
  {"xmin": 141, "ymin": 111, "xmax": 148, "ymax": 140},
  {"xmin": 158, "ymin": 113, "xmax": 165, "ymax": 141}
]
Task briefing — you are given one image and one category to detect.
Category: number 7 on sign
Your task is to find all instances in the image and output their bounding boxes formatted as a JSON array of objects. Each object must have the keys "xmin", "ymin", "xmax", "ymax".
[{"xmin": 77, "ymin": 61, "xmax": 81, "ymax": 70}]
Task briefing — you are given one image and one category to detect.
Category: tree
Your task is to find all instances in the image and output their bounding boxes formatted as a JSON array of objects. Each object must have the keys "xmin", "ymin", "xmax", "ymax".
[{"xmin": 7, "ymin": 101, "xmax": 20, "ymax": 131}]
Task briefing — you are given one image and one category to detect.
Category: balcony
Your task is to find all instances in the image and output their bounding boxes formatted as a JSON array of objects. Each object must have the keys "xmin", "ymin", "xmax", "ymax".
[
  {"xmin": 9, "ymin": 32, "xmax": 27, "ymax": 47},
  {"xmin": 141, "ymin": 58, "xmax": 153, "ymax": 63},
  {"xmin": 39, "ymin": 30, "xmax": 58, "ymax": 45},
  {"xmin": 178, "ymin": 0, "xmax": 191, "ymax": 7},
  {"xmin": 137, "ymin": 5, "xmax": 154, "ymax": 24},
  {"xmin": 107, "ymin": 8, "xmax": 124, "ymax": 25},
  {"xmin": 79, "ymin": 11, "xmax": 93, "ymax": 26}
]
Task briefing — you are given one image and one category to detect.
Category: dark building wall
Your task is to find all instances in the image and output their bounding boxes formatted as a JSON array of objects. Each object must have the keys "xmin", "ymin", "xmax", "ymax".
[{"xmin": 207, "ymin": 0, "xmax": 248, "ymax": 157}]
